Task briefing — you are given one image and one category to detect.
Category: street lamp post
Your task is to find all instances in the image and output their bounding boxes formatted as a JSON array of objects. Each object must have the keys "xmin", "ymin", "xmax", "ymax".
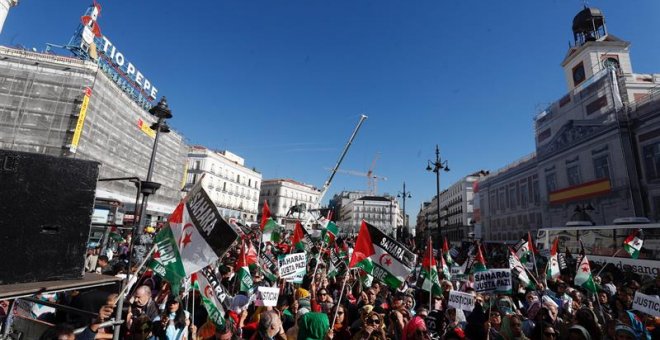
[
  {"xmin": 397, "ymin": 182, "xmax": 412, "ymax": 241},
  {"xmin": 134, "ymin": 97, "xmax": 172, "ymax": 260},
  {"xmin": 426, "ymin": 145, "xmax": 449, "ymax": 243}
]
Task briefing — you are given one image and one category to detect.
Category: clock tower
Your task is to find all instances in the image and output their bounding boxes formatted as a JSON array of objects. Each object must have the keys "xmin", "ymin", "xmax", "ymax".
[{"xmin": 561, "ymin": 6, "xmax": 633, "ymax": 92}]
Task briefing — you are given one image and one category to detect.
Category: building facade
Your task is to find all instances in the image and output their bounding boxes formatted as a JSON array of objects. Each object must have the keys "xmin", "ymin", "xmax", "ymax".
[
  {"xmin": 339, "ymin": 195, "xmax": 402, "ymax": 237},
  {"xmin": 258, "ymin": 179, "xmax": 321, "ymax": 229},
  {"xmin": 480, "ymin": 7, "xmax": 660, "ymax": 242},
  {"xmin": 0, "ymin": 46, "xmax": 188, "ymax": 222},
  {"xmin": 478, "ymin": 154, "xmax": 542, "ymax": 243},
  {"xmin": 185, "ymin": 146, "xmax": 262, "ymax": 222}
]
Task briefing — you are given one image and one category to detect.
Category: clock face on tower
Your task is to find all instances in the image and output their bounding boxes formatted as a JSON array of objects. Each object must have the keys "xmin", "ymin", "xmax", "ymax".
[{"xmin": 572, "ymin": 62, "xmax": 586, "ymax": 86}]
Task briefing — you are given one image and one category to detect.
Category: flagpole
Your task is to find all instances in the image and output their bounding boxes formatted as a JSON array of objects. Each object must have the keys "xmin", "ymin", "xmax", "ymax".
[
  {"xmin": 112, "ymin": 244, "xmax": 156, "ymax": 340},
  {"xmin": 428, "ymin": 236, "xmax": 433, "ymax": 311},
  {"xmin": 529, "ymin": 232, "xmax": 540, "ymax": 280},
  {"xmin": 190, "ymin": 289, "xmax": 195, "ymax": 338},
  {"xmin": 331, "ymin": 269, "xmax": 351, "ymax": 326},
  {"xmin": 594, "ymin": 249, "xmax": 622, "ymax": 277},
  {"xmin": 311, "ymin": 243, "xmax": 326, "ymax": 287}
]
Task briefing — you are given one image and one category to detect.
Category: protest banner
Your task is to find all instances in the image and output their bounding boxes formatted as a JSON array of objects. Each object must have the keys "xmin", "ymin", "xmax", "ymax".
[
  {"xmin": 474, "ymin": 269, "xmax": 512, "ymax": 294},
  {"xmin": 278, "ymin": 253, "xmax": 306, "ymax": 279},
  {"xmin": 632, "ymin": 292, "xmax": 660, "ymax": 317},
  {"xmin": 448, "ymin": 291, "xmax": 475, "ymax": 312},
  {"xmin": 255, "ymin": 286, "xmax": 280, "ymax": 307},
  {"xmin": 285, "ymin": 271, "xmax": 305, "ymax": 284}
]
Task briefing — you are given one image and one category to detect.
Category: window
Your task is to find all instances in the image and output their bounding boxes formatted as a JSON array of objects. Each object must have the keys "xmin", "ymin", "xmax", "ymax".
[
  {"xmin": 567, "ymin": 165, "xmax": 582, "ymax": 186},
  {"xmin": 572, "ymin": 62, "xmax": 586, "ymax": 87},
  {"xmin": 498, "ymin": 189, "xmax": 506, "ymax": 211},
  {"xmin": 520, "ymin": 182, "xmax": 529, "ymax": 207},
  {"xmin": 546, "ymin": 173, "xmax": 557, "ymax": 193},
  {"xmin": 593, "ymin": 155, "xmax": 610, "ymax": 179},
  {"xmin": 532, "ymin": 178, "xmax": 540, "ymax": 203},
  {"xmin": 509, "ymin": 185, "xmax": 517, "ymax": 209},
  {"xmin": 643, "ymin": 143, "xmax": 660, "ymax": 180}
]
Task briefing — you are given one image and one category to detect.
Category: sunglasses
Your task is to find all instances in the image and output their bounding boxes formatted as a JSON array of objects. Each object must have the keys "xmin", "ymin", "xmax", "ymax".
[
  {"xmin": 544, "ymin": 332, "xmax": 556, "ymax": 337},
  {"xmin": 319, "ymin": 292, "xmax": 328, "ymax": 296},
  {"xmin": 366, "ymin": 318, "xmax": 381, "ymax": 325},
  {"xmin": 490, "ymin": 313, "xmax": 501, "ymax": 318}
]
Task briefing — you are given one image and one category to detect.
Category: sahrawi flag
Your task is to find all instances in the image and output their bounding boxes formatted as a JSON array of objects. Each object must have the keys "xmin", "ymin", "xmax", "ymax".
[
  {"xmin": 421, "ymin": 239, "xmax": 442, "ymax": 296},
  {"xmin": 546, "ymin": 238, "xmax": 561, "ymax": 281},
  {"xmin": 471, "ymin": 243, "xmax": 488, "ymax": 273},
  {"xmin": 623, "ymin": 229, "xmax": 644, "ymax": 259},
  {"xmin": 349, "ymin": 220, "xmax": 417, "ymax": 289},
  {"xmin": 574, "ymin": 243, "xmax": 597, "ymax": 293},
  {"xmin": 515, "ymin": 232, "xmax": 538, "ymax": 264},
  {"xmin": 150, "ymin": 182, "xmax": 239, "ymax": 293},
  {"xmin": 291, "ymin": 221, "xmax": 313, "ymax": 252},
  {"xmin": 328, "ymin": 243, "xmax": 348, "ymax": 278},
  {"xmin": 260, "ymin": 200, "xmax": 280, "ymax": 243},
  {"xmin": 192, "ymin": 268, "xmax": 226, "ymax": 328},
  {"xmin": 319, "ymin": 216, "xmax": 339, "ymax": 245},
  {"xmin": 508, "ymin": 246, "xmax": 533, "ymax": 288},
  {"xmin": 442, "ymin": 238, "xmax": 454, "ymax": 266},
  {"xmin": 149, "ymin": 225, "xmax": 186, "ymax": 294},
  {"xmin": 440, "ymin": 243, "xmax": 451, "ymax": 281},
  {"xmin": 235, "ymin": 240, "xmax": 256, "ymax": 292}
]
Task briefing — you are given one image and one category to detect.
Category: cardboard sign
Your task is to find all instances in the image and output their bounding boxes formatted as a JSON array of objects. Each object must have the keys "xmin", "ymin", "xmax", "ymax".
[
  {"xmin": 632, "ymin": 292, "xmax": 660, "ymax": 317},
  {"xmin": 448, "ymin": 291, "xmax": 475, "ymax": 312},
  {"xmin": 278, "ymin": 253, "xmax": 307, "ymax": 279},
  {"xmin": 255, "ymin": 286, "xmax": 279, "ymax": 307},
  {"xmin": 474, "ymin": 269, "xmax": 512, "ymax": 294}
]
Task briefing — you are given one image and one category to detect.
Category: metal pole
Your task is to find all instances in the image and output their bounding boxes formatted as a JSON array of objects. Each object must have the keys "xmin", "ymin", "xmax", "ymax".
[
  {"xmin": 435, "ymin": 145, "xmax": 442, "ymax": 244},
  {"xmin": 403, "ymin": 182, "xmax": 407, "ymax": 231}
]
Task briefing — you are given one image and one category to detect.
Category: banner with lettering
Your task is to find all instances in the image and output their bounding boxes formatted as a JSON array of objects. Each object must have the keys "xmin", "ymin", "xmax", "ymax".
[
  {"xmin": 255, "ymin": 286, "xmax": 280, "ymax": 307},
  {"xmin": 170, "ymin": 182, "xmax": 239, "ymax": 276},
  {"xmin": 278, "ymin": 253, "xmax": 307, "ymax": 279},
  {"xmin": 448, "ymin": 290, "xmax": 475, "ymax": 312},
  {"xmin": 632, "ymin": 292, "xmax": 660, "ymax": 317},
  {"xmin": 474, "ymin": 269, "xmax": 513, "ymax": 294},
  {"xmin": 349, "ymin": 221, "xmax": 417, "ymax": 289}
]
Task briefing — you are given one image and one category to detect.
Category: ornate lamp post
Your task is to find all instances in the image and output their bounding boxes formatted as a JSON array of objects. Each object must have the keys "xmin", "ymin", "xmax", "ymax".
[
  {"xmin": 397, "ymin": 182, "xmax": 412, "ymax": 241},
  {"xmin": 426, "ymin": 145, "xmax": 449, "ymax": 242}
]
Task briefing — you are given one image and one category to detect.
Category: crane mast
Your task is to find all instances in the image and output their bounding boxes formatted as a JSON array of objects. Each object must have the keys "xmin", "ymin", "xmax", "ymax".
[{"xmin": 306, "ymin": 114, "xmax": 367, "ymax": 225}]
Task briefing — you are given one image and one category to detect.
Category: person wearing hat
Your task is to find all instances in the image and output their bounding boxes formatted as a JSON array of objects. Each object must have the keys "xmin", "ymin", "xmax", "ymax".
[
  {"xmin": 387, "ymin": 292, "xmax": 410, "ymax": 340},
  {"xmin": 297, "ymin": 311, "xmax": 329, "ymax": 340}
]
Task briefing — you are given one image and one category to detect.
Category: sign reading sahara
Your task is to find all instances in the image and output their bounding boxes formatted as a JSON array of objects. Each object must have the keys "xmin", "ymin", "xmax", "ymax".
[
  {"xmin": 201, "ymin": 267, "xmax": 232, "ymax": 310},
  {"xmin": 149, "ymin": 181, "xmax": 239, "ymax": 293},
  {"xmin": 474, "ymin": 269, "xmax": 512, "ymax": 294},
  {"xmin": 278, "ymin": 253, "xmax": 306, "ymax": 279},
  {"xmin": 448, "ymin": 291, "xmax": 475, "ymax": 312},
  {"xmin": 632, "ymin": 292, "xmax": 660, "ymax": 317},
  {"xmin": 349, "ymin": 221, "xmax": 417, "ymax": 289},
  {"xmin": 255, "ymin": 287, "xmax": 280, "ymax": 307}
]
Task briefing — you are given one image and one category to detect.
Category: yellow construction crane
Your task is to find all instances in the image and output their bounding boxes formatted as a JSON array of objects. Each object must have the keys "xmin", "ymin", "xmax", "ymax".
[{"xmin": 330, "ymin": 152, "xmax": 387, "ymax": 195}]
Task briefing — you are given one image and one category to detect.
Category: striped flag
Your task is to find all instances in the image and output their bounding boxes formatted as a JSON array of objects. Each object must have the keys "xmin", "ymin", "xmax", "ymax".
[
  {"xmin": 442, "ymin": 238, "xmax": 454, "ymax": 266},
  {"xmin": 508, "ymin": 246, "xmax": 533, "ymax": 288},
  {"xmin": 546, "ymin": 238, "xmax": 561, "ymax": 281},
  {"xmin": 349, "ymin": 221, "xmax": 417, "ymax": 289},
  {"xmin": 421, "ymin": 238, "xmax": 441, "ymax": 296},
  {"xmin": 623, "ymin": 229, "xmax": 643, "ymax": 259},
  {"xmin": 192, "ymin": 269, "xmax": 226, "ymax": 328},
  {"xmin": 471, "ymin": 243, "xmax": 488, "ymax": 273},
  {"xmin": 575, "ymin": 242, "xmax": 597, "ymax": 293}
]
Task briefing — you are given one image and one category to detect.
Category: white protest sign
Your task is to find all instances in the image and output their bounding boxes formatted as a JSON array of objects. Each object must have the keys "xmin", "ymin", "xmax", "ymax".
[
  {"xmin": 448, "ymin": 291, "xmax": 475, "ymax": 312},
  {"xmin": 255, "ymin": 286, "xmax": 280, "ymax": 307},
  {"xmin": 474, "ymin": 269, "xmax": 512, "ymax": 294},
  {"xmin": 632, "ymin": 292, "xmax": 660, "ymax": 317},
  {"xmin": 278, "ymin": 253, "xmax": 307, "ymax": 279},
  {"xmin": 285, "ymin": 271, "xmax": 305, "ymax": 284}
]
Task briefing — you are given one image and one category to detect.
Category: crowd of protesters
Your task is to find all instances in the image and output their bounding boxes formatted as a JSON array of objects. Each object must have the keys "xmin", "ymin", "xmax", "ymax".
[{"xmin": 1, "ymin": 227, "xmax": 658, "ymax": 340}]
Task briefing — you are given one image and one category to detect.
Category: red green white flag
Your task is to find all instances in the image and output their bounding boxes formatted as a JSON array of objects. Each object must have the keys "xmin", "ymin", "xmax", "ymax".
[
  {"xmin": 442, "ymin": 238, "xmax": 454, "ymax": 266},
  {"xmin": 471, "ymin": 243, "xmax": 488, "ymax": 273},
  {"xmin": 508, "ymin": 246, "xmax": 533, "ymax": 288},
  {"xmin": 260, "ymin": 200, "xmax": 271, "ymax": 231},
  {"xmin": 421, "ymin": 238, "xmax": 442, "ymax": 296},
  {"xmin": 169, "ymin": 184, "xmax": 239, "ymax": 276},
  {"xmin": 546, "ymin": 238, "xmax": 561, "ymax": 281},
  {"xmin": 148, "ymin": 225, "xmax": 186, "ymax": 294},
  {"xmin": 574, "ymin": 252, "xmax": 597, "ymax": 293},
  {"xmin": 349, "ymin": 221, "xmax": 417, "ymax": 289},
  {"xmin": 623, "ymin": 229, "xmax": 643, "ymax": 259},
  {"xmin": 192, "ymin": 271, "xmax": 226, "ymax": 328}
]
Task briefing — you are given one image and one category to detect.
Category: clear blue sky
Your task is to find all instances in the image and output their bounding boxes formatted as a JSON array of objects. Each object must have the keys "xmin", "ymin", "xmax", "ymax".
[{"xmin": 3, "ymin": 1, "xmax": 660, "ymax": 224}]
